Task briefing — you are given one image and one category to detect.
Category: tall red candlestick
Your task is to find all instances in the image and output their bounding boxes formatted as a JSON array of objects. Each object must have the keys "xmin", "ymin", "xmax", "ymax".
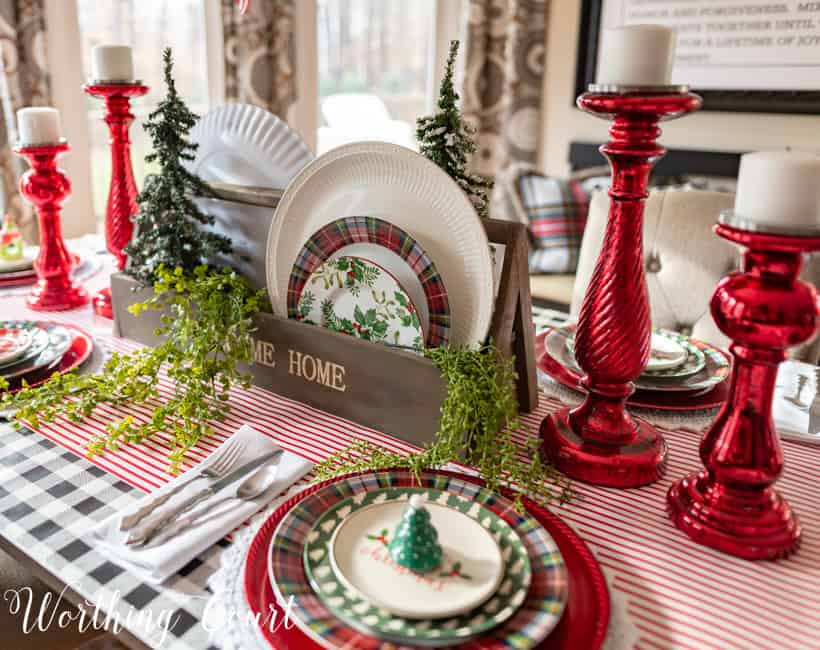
[
  {"xmin": 83, "ymin": 82, "xmax": 148, "ymax": 318},
  {"xmin": 667, "ymin": 218, "xmax": 819, "ymax": 560},
  {"xmin": 13, "ymin": 141, "xmax": 89, "ymax": 311},
  {"xmin": 540, "ymin": 87, "xmax": 701, "ymax": 487}
]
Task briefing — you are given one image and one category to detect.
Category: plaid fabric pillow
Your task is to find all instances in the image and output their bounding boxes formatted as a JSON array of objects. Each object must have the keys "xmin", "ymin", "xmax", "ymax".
[{"xmin": 518, "ymin": 174, "xmax": 589, "ymax": 273}]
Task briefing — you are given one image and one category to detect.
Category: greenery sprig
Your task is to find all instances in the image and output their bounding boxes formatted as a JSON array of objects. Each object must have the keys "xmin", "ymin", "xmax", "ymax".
[
  {"xmin": 315, "ymin": 343, "xmax": 574, "ymax": 511},
  {"xmin": 0, "ymin": 265, "xmax": 266, "ymax": 472}
]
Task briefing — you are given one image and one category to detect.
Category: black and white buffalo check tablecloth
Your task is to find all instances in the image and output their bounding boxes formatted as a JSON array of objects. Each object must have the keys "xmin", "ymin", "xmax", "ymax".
[{"xmin": 0, "ymin": 423, "xmax": 225, "ymax": 650}]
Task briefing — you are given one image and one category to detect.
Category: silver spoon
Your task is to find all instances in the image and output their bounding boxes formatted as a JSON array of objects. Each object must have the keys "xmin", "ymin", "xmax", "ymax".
[{"xmin": 141, "ymin": 459, "xmax": 283, "ymax": 547}]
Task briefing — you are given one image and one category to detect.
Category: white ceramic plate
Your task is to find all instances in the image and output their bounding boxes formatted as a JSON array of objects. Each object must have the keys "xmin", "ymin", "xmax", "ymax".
[
  {"xmin": 329, "ymin": 500, "xmax": 503, "ymax": 620},
  {"xmin": 188, "ymin": 103, "xmax": 314, "ymax": 188},
  {"xmin": 0, "ymin": 246, "xmax": 35, "ymax": 273},
  {"xmin": 266, "ymin": 142, "xmax": 494, "ymax": 346},
  {"xmin": 187, "ymin": 104, "xmax": 314, "ymax": 289}
]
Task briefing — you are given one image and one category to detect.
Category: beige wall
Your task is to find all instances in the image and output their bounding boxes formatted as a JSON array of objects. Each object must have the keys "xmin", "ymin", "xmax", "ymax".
[{"xmin": 540, "ymin": 0, "xmax": 820, "ymax": 178}]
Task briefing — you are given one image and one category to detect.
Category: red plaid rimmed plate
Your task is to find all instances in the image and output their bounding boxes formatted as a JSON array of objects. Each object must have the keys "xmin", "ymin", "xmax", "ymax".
[
  {"xmin": 2, "ymin": 322, "xmax": 93, "ymax": 393},
  {"xmin": 287, "ymin": 216, "xmax": 450, "ymax": 347},
  {"xmin": 244, "ymin": 469, "xmax": 609, "ymax": 650},
  {"xmin": 536, "ymin": 329, "xmax": 730, "ymax": 411}
]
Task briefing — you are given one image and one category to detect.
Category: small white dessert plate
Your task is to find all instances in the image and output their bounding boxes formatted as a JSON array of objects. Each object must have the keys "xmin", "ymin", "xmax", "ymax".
[
  {"xmin": 646, "ymin": 332, "xmax": 689, "ymax": 371},
  {"xmin": 329, "ymin": 499, "xmax": 504, "ymax": 620}
]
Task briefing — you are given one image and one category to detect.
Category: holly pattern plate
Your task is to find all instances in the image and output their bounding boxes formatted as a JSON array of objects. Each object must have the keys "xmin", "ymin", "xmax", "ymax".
[
  {"xmin": 287, "ymin": 216, "xmax": 450, "ymax": 347},
  {"xmin": 302, "ymin": 487, "xmax": 528, "ymax": 646},
  {"xmin": 296, "ymin": 256, "xmax": 424, "ymax": 350},
  {"xmin": 267, "ymin": 470, "xmax": 567, "ymax": 650}
]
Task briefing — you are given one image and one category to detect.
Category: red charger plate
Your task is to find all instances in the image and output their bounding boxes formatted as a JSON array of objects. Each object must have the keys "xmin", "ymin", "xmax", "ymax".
[
  {"xmin": 244, "ymin": 469, "xmax": 610, "ymax": 650},
  {"xmin": 2, "ymin": 322, "xmax": 93, "ymax": 393},
  {"xmin": 536, "ymin": 330, "xmax": 730, "ymax": 411}
]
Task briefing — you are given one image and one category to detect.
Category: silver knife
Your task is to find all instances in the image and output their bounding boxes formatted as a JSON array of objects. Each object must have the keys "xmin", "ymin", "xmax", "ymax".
[{"xmin": 126, "ymin": 449, "xmax": 283, "ymax": 547}]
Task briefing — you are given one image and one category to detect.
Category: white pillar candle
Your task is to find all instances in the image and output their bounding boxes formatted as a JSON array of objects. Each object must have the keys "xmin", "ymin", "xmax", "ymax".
[
  {"xmin": 16, "ymin": 107, "xmax": 62, "ymax": 146},
  {"xmin": 91, "ymin": 45, "xmax": 134, "ymax": 82},
  {"xmin": 734, "ymin": 152, "xmax": 820, "ymax": 228},
  {"xmin": 596, "ymin": 25, "xmax": 676, "ymax": 87}
]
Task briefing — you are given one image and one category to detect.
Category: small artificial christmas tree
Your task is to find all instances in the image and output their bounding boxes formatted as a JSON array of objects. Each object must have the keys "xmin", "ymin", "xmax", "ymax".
[
  {"xmin": 124, "ymin": 48, "xmax": 231, "ymax": 284},
  {"xmin": 416, "ymin": 40, "xmax": 493, "ymax": 218},
  {"xmin": 388, "ymin": 494, "xmax": 443, "ymax": 573}
]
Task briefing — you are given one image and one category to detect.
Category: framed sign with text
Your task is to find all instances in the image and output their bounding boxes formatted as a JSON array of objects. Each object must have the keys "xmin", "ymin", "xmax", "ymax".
[{"xmin": 576, "ymin": 0, "xmax": 820, "ymax": 113}]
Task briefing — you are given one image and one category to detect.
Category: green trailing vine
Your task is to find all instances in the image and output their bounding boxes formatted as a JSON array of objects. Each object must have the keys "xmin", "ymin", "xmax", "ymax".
[
  {"xmin": 315, "ymin": 344, "xmax": 574, "ymax": 511},
  {"xmin": 0, "ymin": 265, "xmax": 266, "ymax": 473},
  {"xmin": 1, "ymin": 265, "xmax": 571, "ymax": 508}
]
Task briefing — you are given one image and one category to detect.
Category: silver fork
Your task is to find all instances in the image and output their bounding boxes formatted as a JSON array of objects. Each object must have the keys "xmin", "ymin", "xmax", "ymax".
[{"xmin": 118, "ymin": 439, "xmax": 245, "ymax": 531}]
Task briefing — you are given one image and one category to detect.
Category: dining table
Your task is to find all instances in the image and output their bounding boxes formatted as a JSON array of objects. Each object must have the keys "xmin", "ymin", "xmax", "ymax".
[{"xmin": 0, "ymin": 245, "xmax": 818, "ymax": 650}]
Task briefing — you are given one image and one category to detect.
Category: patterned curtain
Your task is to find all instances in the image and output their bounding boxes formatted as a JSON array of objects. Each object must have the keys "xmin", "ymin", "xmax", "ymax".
[
  {"xmin": 0, "ymin": 0, "xmax": 49, "ymax": 242},
  {"xmin": 462, "ymin": 0, "xmax": 547, "ymax": 216},
  {"xmin": 221, "ymin": 0, "xmax": 297, "ymax": 119}
]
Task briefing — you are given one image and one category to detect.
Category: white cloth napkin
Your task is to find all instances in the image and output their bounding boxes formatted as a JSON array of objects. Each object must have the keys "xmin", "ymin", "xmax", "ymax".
[
  {"xmin": 90, "ymin": 425, "xmax": 313, "ymax": 584},
  {"xmin": 774, "ymin": 360, "xmax": 820, "ymax": 445}
]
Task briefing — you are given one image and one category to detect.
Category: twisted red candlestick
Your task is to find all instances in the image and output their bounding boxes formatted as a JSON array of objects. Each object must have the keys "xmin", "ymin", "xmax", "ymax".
[
  {"xmin": 13, "ymin": 142, "xmax": 89, "ymax": 311},
  {"xmin": 540, "ymin": 88, "xmax": 701, "ymax": 487},
  {"xmin": 667, "ymin": 220, "xmax": 819, "ymax": 559},
  {"xmin": 83, "ymin": 82, "xmax": 148, "ymax": 318}
]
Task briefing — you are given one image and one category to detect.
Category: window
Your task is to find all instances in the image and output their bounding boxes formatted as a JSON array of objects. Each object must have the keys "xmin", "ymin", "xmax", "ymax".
[
  {"xmin": 76, "ymin": 0, "xmax": 212, "ymax": 222},
  {"xmin": 50, "ymin": 0, "xmax": 462, "ymax": 233},
  {"xmin": 316, "ymin": 0, "xmax": 436, "ymax": 154}
]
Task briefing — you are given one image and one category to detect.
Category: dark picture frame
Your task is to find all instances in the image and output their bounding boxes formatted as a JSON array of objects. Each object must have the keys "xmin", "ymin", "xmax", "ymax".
[{"xmin": 575, "ymin": 0, "xmax": 820, "ymax": 115}]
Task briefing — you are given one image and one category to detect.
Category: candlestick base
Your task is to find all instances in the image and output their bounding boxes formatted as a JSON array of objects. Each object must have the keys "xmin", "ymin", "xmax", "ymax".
[
  {"xmin": 667, "ymin": 471, "xmax": 800, "ymax": 560},
  {"xmin": 27, "ymin": 277, "xmax": 89, "ymax": 312},
  {"xmin": 93, "ymin": 287, "xmax": 113, "ymax": 318},
  {"xmin": 540, "ymin": 408, "xmax": 667, "ymax": 487}
]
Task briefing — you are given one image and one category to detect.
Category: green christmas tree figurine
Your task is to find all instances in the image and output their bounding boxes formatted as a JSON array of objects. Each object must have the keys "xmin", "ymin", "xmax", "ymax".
[
  {"xmin": 416, "ymin": 40, "xmax": 493, "ymax": 218},
  {"xmin": 388, "ymin": 494, "xmax": 443, "ymax": 574},
  {"xmin": 124, "ymin": 48, "xmax": 231, "ymax": 285}
]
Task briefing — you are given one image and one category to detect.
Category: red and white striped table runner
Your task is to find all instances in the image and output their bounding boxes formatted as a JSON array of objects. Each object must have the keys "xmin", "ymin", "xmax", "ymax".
[{"xmin": 4, "ymin": 263, "xmax": 819, "ymax": 650}]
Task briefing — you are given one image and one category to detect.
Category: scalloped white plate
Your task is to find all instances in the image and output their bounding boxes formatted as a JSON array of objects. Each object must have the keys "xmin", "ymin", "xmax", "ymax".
[
  {"xmin": 188, "ymin": 103, "xmax": 313, "ymax": 188},
  {"xmin": 187, "ymin": 104, "xmax": 314, "ymax": 288},
  {"xmin": 266, "ymin": 142, "xmax": 494, "ymax": 346}
]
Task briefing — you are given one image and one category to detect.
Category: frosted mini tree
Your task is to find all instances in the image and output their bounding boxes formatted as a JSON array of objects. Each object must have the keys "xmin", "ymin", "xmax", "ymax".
[
  {"xmin": 124, "ymin": 48, "xmax": 231, "ymax": 285},
  {"xmin": 416, "ymin": 40, "xmax": 493, "ymax": 218},
  {"xmin": 388, "ymin": 494, "xmax": 443, "ymax": 573}
]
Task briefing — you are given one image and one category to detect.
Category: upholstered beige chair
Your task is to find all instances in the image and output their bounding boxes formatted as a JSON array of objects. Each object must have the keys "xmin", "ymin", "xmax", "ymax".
[{"xmin": 571, "ymin": 190, "xmax": 820, "ymax": 362}]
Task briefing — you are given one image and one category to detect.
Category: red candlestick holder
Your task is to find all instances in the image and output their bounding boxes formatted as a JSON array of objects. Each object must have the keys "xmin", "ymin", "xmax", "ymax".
[
  {"xmin": 540, "ymin": 86, "xmax": 702, "ymax": 487},
  {"xmin": 83, "ymin": 81, "xmax": 149, "ymax": 318},
  {"xmin": 13, "ymin": 141, "xmax": 89, "ymax": 311},
  {"xmin": 667, "ymin": 215, "xmax": 820, "ymax": 560}
]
